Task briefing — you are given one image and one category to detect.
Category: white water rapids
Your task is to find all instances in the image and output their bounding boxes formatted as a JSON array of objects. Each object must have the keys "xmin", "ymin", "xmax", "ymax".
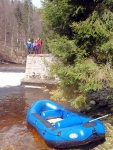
[
  {"xmin": 0, "ymin": 72, "xmax": 45, "ymax": 89},
  {"xmin": 0, "ymin": 72, "xmax": 25, "ymax": 87}
]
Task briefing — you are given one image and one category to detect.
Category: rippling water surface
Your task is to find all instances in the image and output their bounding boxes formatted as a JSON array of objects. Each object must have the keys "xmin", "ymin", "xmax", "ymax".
[{"xmin": 0, "ymin": 64, "xmax": 53, "ymax": 150}]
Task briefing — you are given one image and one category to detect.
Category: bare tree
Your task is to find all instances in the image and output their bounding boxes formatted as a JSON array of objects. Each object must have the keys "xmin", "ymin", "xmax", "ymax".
[{"xmin": 0, "ymin": 0, "xmax": 43, "ymax": 61}]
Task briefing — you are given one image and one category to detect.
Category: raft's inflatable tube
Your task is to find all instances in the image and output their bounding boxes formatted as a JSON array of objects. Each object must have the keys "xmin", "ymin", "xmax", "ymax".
[{"xmin": 26, "ymin": 99, "xmax": 106, "ymax": 149}]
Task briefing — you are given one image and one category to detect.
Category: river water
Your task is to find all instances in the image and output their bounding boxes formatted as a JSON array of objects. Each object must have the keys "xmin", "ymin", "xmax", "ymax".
[{"xmin": 0, "ymin": 64, "xmax": 53, "ymax": 150}]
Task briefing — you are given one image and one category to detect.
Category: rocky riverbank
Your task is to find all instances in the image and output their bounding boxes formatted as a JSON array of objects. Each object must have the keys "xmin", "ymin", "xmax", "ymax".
[{"xmin": 81, "ymin": 88, "xmax": 113, "ymax": 150}]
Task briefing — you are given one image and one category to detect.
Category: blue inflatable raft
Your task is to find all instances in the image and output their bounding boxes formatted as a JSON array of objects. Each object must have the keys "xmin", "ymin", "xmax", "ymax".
[{"xmin": 26, "ymin": 100, "xmax": 105, "ymax": 149}]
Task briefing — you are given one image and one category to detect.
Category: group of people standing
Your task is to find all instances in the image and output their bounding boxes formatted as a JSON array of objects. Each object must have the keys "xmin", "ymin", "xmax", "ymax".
[{"xmin": 26, "ymin": 38, "xmax": 42, "ymax": 55}]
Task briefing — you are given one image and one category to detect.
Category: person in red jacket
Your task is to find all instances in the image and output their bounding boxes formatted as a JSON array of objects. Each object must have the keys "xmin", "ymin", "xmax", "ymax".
[{"xmin": 37, "ymin": 38, "xmax": 42, "ymax": 54}]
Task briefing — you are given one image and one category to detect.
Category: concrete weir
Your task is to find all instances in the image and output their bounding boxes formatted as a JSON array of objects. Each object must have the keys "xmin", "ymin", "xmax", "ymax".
[{"xmin": 21, "ymin": 54, "xmax": 58, "ymax": 87}]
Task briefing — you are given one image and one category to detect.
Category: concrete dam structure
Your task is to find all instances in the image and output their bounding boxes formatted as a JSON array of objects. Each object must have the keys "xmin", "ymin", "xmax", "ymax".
[{"xmin": 21, "ymin": 54, "xmax": 58, "ymax": 87}]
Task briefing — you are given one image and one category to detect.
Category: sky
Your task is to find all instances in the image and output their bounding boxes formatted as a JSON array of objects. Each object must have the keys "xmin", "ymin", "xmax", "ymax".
[{"xmin": 32, "ymin": 0, "xmax": 42, "ymax": 8}]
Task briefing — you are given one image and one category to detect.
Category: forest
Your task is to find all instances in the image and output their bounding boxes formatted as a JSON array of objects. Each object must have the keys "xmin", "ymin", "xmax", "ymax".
[{"xmin": 0, "ymin": 0, "xmax": 42, "ymax": 60}]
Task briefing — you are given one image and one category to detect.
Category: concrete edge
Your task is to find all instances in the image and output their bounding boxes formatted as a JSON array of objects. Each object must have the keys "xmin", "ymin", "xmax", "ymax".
[{"xmin": 21, "ymin": 78, "xmax": 58, "ymax": 88}]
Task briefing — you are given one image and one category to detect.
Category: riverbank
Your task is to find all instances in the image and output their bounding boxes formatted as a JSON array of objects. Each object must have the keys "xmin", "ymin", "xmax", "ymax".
[{"xmin": 81, "ymin": 88, "xmax": 113, "ymax": 150}]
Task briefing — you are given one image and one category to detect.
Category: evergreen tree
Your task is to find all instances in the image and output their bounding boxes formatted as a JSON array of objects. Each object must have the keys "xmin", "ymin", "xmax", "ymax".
[
  {"xmin": 43, "ymin": 0, "xmax": 113, "ymax": 65},
  {"xmin": 43, "ymin": 0, "xmax": 113, "ymax": 107}
]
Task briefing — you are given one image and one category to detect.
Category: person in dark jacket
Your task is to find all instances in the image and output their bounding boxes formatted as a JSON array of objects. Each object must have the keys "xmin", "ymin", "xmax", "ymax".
[{"xmin": 26, "ymin": 39, "xmax": 33, "ymax": 55}]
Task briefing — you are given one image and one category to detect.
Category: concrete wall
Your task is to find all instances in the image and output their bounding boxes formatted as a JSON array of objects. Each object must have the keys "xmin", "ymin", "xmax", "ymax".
[{"xmin": 21, "ymin": 54, "xmax": 58, "ymax": 86}]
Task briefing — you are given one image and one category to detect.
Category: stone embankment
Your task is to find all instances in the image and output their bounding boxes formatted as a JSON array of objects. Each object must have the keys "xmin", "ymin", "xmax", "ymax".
[{"xmin": 21, "ymin": 54, "xmax": 58, "ymax": 87}]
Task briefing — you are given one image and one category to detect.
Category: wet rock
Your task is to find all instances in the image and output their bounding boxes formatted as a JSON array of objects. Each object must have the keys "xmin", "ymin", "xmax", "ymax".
[
  {"xmin": 98, "ymin": 100, "xmax": 108, "ymax": 107},
  {"xmin": 90, "ymin": 100, "xmax": 96, "ymax": 105}
]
